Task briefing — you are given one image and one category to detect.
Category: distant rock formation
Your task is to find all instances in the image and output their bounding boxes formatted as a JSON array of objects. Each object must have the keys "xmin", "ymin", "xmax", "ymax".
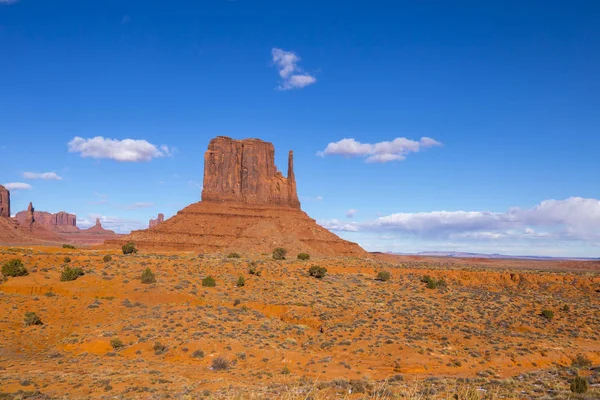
[
  {"xmin": 149, "ymin": 213, "xmax": 164, "ymax": 228},
  {"xmin": 16, "ymin": 208, "xmax": 76, "ymax": 228},
  {"xmin": 109, "ymin": 136, "xmax": 365, "ymax": 257},
  {"xmin": 82, "ymin": 218, "xmax": 115, "ymax": 234},
  {"xmin": 25, "ymin": 203, "xmax": 35, "ymax": 226},
  {"xmin": 0, "ymin": 185, "xmax": 9, "ymax": 218},
  {"xmin": 202, "ymin": 136, "xmax": 300, "ymax": 208}
]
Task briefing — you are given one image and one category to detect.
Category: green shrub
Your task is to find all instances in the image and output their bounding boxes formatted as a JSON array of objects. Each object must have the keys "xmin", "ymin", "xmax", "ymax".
[
  {"xmin": 141, "ymin": 267, "xmax": 156, "ymax": 284},
  {"xmin": 154, "ymin": 342, "xmax": 167, "ymax": 355},
  {"xmin": 297, "ymin": 253, "xmax": 310, "ymax": 261},
  {"xmin": 236, "ymin": 276, "xmax": 245, "ymax": 287},
  {"xmin": 24, "ymin": 312, "xmax": 42, "ymax": 326},
  {"xmin": 62, "ymin": 244, "xmax": 76, "ymax": 249},
  {"xmin": 63, "ymin": 256, "xmax": 71, "ymax": 263},
  {"xmin": 103, "ymin": 255, "xmax": 112, "ymax": 262},
  {"xmin": 421, "ymin": 275, "xmax": 447, "ymax": 289},
  {"xmin": 122, "ymin": 242, "xmax": 138, "ymax": 255},
  {"xmin": 308, "ymin": 265, "xmax": 327, "ymax": 279},
  {"xmin": 541, "ymin": 309, "xmax": 554, "ymax": 321},
  {"xmin": 211, "ymin": 356, "xmax": 231, "ymax": 371},
  {"xmin": 281, "ymin": 365, "xmax": 291, "ymax": 375},
  {"xmin": 233, "ymin": 299, "xmax": 241, "ymax": 306},
  {"xmin": 571, "ymin": 353, "xmax": 592, "ymax": 368},
  {"xmin": 272, "ymin": 247, "xmax": 287, "ymax": 260},
  {"xmin": 60, "ymin": 266, "xmax": 84, "ymax": 282},
  {"xmin": 2, "ymin": 259, "xmax": 28, "ymax": 277},
  {"xmin": 227, "ymin": 252, "xmax": 241, "ymax": 258},
  {"xmin": 202, "ymin": 276, "xmax": 216, "ymax": 287},
  {"xmin": 570, "ymin": 376, "xmax": 588, "ymax": 393},
  {"xmin": 110, "ymin": 338, "xmax": 125, "ymax": 350},
  {"xmin": 377, "ymin": 271, "xmax": 391, "ymax": 281}
]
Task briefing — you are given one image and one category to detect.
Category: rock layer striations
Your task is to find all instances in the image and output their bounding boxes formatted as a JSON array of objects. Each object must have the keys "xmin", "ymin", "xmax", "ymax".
[{"xmin": 202, "ymin": 137, "xmax": 300, "ymax": 208}]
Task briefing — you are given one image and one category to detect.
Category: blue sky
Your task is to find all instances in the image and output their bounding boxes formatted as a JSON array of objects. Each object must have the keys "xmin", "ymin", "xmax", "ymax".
[{"xmin": 1, "ymin": 0, "xmax": 599, "ymax": 257}]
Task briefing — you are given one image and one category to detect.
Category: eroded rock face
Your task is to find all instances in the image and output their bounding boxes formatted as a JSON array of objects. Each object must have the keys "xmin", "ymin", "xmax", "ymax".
[
  {"xmin": 201, "ymin": 137, "xmax": 300, "ymax": 208},
  {"xmin": 0, "ymin": 185, "xmax": 9, "ymax": 218},
  {"xmin": 16, "ymin": 209, "xmax": 76, "ymax": 227},
  {"xmin": 149, "ymin": 213, "xmax": 164, "ymax": 229}
]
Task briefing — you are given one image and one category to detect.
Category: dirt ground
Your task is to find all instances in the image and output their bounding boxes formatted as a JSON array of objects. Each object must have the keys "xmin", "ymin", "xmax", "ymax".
[{"xmin": 0, "ymin": 246, "xmax": 598, "ymax": 399}]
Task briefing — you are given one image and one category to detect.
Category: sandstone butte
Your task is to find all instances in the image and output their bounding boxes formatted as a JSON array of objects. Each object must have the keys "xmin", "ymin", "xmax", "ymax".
[
  {"xmin": 0, "ymin": 184, "xmax": 9, "ymax": 218},
  {"xmin": 109, "ymin": 136, "xmax": 366, "ymax": 256},
  {"xmin": 149, "ymin": 213, "xmax": 164, "ymax": 229}
]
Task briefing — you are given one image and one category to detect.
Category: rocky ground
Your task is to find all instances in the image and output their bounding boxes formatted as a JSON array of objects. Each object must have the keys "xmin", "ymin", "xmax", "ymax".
[{"xmin": 0, "ymin": 246, "xmax": 598, "ymax": 399}]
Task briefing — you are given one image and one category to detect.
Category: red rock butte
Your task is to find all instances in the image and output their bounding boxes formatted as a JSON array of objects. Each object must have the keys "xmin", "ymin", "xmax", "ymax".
[{"xmin": 109, "ymin": 136, "xmax": 366, "ymax": 256}]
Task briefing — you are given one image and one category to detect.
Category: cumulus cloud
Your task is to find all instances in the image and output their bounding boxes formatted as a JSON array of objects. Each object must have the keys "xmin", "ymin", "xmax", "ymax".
[
  {"xmin": 319, "ymin": 197, "xmax": 600, "ymax": 244},
  {"xmin": 346, "ymin": 209, "xmax": 358, "ymax": 218},
  {"xmin": 271, "ymin": 48, "xmax": 317, "ymax": 90},
  {"xmin": 3, "ymin": 182, "xmax": 32, "ymax": 191},
  {"xmin": 23, "ymin": 172, "xmax": 63, "ymax": 180},
  {"xmin": 318, "ymin": 137, "xmax": 442, "ymax": 163},
  {"xmin": 68, "ymin": 136, "xmax": 173, "ymax": 162}
]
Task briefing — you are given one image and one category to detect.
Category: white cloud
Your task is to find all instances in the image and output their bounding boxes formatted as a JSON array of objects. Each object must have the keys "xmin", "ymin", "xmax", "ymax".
[
  {"xmin": 346, "ymin": 209, "xmax": 358, "ymax": 218},
  {"xmin": 319, "ymin": 197, "xmax": 600, "ymax": 245},
  {"xmin": 0, "ymin": 0, "xmax": 19, "ymax": 4},
  {"xmin": 3, "ymin": 182, "xmax": 32, "ymax": 191},
  {"xmin": 318, "ymin": 137, "xmax": 442, "ymax": 163},
  {"xmin": 23, "ymin": 172, "xmax": 63, "ymax": 180},
  {"xmin": 271, "ymin": 48, "xmax": 317, "ymax": 90},
  {"xmin": 68, "ymin": 136, "xmax": 173, "ymax": 162},
  {"xmin": 120, "ymin": 202, "xmax": 154, "ymax": 210}
]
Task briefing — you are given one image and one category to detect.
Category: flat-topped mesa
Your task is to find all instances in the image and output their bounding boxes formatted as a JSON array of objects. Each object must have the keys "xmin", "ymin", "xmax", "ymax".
[
  {"xmin": 15, "ymin": 209, "xmax": 76, "ymax": 227},
  {"xmin": 201, "ymin": 136, "xmax": 300, "ymax": 208},
  {"xmin": 0, "ymin": 185, "xmax": 9, "ymax": 218}
]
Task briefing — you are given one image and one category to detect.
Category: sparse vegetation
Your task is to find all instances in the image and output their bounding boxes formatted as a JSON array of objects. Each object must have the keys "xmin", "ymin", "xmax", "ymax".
[
  {"xmin": 571, "ymin": 353, "xmax": 592, "ymax": 368},
  {"xmin": 272, "ymin": 247, "xmax": 287, "ymax": 260},
  {"xmin": 60, "ymin": 266, "xmax": 84, "ymax": 282},
  {"xmin": 308, "ymin": 265, "xmax": 327, "ymax": 279},
  {"xmin": 2, "ymin": 259, "xmax": 28, "ymax": 277},
  {"xmin": 191, "ymin": 349, "xmax": 205, "ymax": 359},
  {"xmin": 211, "ymin": 356, "xmax": 231, "ymax": 371},
  {"xmin": 62, "ymin": 244, "xmax": 76, "ymax": 249},
  {"xmin": 103, "ymin": 255, "xmax": 112, "ymax": 262},
  {"xmin": 248, "ymin": 262, "xmax": 262, "ymax": 276},
  {"xmin": 202, "ymin": 275, "xmax": 216, "ymax": 287},
  {"xmin": 110, "ymin": 338, "xmax": 125, "ymax": 350},
  {"xmin": 236, "ymin": 276, "xmax": 245, "ymax": 287},
  {"xmin": 541, "ymin": 309, "xmax": 554, "ymax": 320},
  {"xmin": 377, "ymin": 271, "xmax": 391, "ymax": 281},
  {"xmin": 421, "ymin": 275, "xmax": 447, "ymax": 289},
  {"xmin": 141, "ymin": 267, "xmax": 157, "ymax": 284},
  {"xmin": 154, "ymin": 342, "xmax": 167, "ymax": 355},
  {"xmin": 570, "ymin": 376, "xmax": 588, "ymax": 393},
  {"xmin": 122, "ymin": 242, "xmax": 138, "ymax": 255},
  {"xmin": 227, "ymin": 252, "xmax": 241, "ymax": 258},
  {"xmin": 63, "ymin": 256, "xmax": 71, "ymax": 263},
  {"xmin": 297, "ymin": 253, "xmax": 310, "ymax": 261},
  {"xmin": 24, "ymin": 312, "xmax": 42, "ymax": 326}
]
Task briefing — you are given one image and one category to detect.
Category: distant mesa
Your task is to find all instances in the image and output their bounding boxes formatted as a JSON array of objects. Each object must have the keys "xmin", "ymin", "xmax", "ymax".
[
  {"xmin": 109, "ymin": 136, "xmax": 365, "ymax": 256},
  {"xmin": 0, "ymin": 184, "xmax": 10, "ymax": 218},
  {"xmin": 81, "ymin": 218, "xmax": 115, "ymax": 234},
  {"xmin": 15, "ymin": 207, "xmax": 76, "ymax": 232},
  {"xmin": 149, "ymin": 213, "xmax": 164, "ymax": 229}
]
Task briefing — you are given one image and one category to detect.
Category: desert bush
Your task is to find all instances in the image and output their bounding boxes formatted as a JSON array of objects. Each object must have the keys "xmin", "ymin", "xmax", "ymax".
[
  {"xmin": 60, "ymin": 266, "xmax": 84, "ymax": 282},
  {"xmin": 103, "ymin": 255, "xmax": 112, "ymax": 262},
  {"xmin": 110, "ymin": 338, "xmax": 125, "ymax": 350},
  {"xmin": 62, "ymin": 244, "xmax": 76, "ymax": 249},
  {"xmin": 233, "ymin": 299, "xmax": 241, "ymax": 306},
  {"xmin": 377, "ymin": 271, "xmax": 391, "ymax": 281},
  {"xmin": 421, "ymin": 275, "xmax": 446, "ymax": 289},
  {"xmin": 248, "ymin": 262, "xmax": 262, "ymax": 276},
  {"xmin": 227, "ymin": 252, "xmax": 241, "ymax": 258},
  {"xmin": 63, "ymin": 256, "xmax": 71, "ymax": 263},
  {"xmin": 236, "ymin": 276, "xmax": 245, "ymax": 287},
  {"xmin": 211, "ymin": 356, "xmax": 231, "ymax": 371},
  {"xmin": 541, "ymin": 309, "xmax": 554, "ymax": 320},
  {"xmin": 154, "ymin": 342, "xmax": 167, "ymax": 355},
  {"xmin": 297, "ymin": 253, "xmax": 310, "ymax": 261},
  {"xmin": 281, "ymin": 365, "xmax": 291, "ymax": 375},
  {"xmin": 141, "ymin": 267, "xmax": 156, "ymax": 284},
  {"xmin": 191, "ymin": 349, "xmax": 205, "ymax": 359},
  {"xmin": 272, "ymin": 247, "xmax": 287, "ymax": 260},
  {"xmin": 570, "ymin": 376, "xmax": 588, "ymax": 393},
  {"xmin": 571, "ymin": 353, "xmax": 592, "ymax": 368},
  {"xmin": 24, "ymin": 312, "xmax": 42, "ymax": 326},
  {"xmin": 2, "ymin": 259, "xmax": 28, "ymax": 277},
  {"xmin": 202, "ymin": 276, "xmax": 216, "ymax": 287},
  {"xmin": 308, "ymin": 265, "xmax": 327, "ymax": 279},
  {"xmin": 122, "ymin": 242, "xmax": 138, "ymax": 255}
]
